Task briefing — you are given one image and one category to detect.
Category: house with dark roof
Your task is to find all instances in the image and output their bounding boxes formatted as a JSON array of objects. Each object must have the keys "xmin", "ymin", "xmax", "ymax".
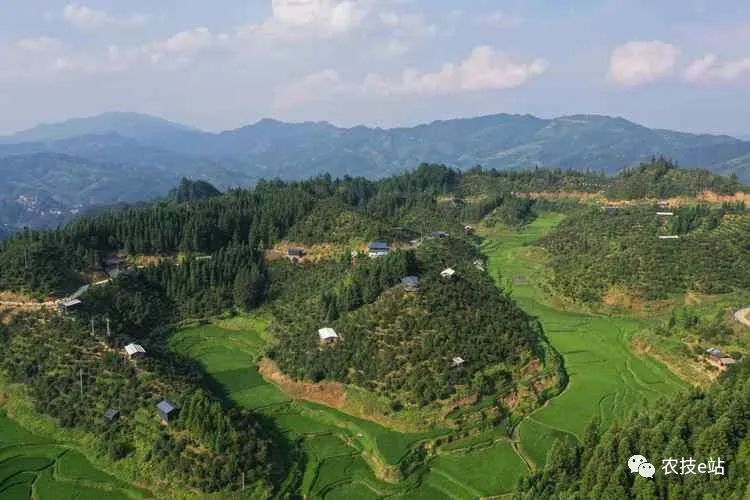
[
  {"xmin": 402, "ymin": 276, "xmax": 420, "ymax": 292},
  {"xmin": 431, "ymin": 231, "xmax": 450, "ymax": 239},
  {"xmin": 368, "ymin": 241, "xmax": 390, "ymax": 258},
  {"xmin": 104, "ymin": 409, "xmax": 120, "ymax": 422},
  {"xmin": 288, "ymin": 247, "xmax": 306, "ymax": 258},
  {"xmin": 156, "ymin": 400, "xmax": 179, "ymax": 423}
]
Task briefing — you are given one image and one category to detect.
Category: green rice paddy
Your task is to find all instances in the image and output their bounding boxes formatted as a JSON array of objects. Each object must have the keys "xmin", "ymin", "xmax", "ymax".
[
  {"xmin": 169, "ymin": 212, "xmax": 687, "ymax": 498},
  {"xmin": 0, "ymin": 410, "xmax": 147, "ymax": 500}
]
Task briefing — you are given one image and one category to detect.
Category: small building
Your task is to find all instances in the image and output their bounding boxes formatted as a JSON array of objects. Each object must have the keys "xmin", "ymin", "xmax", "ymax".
[
  {"xmin": 195, "ymin": 255, "xmax": 213, "ymax": 261},
  {"xmin": 58, "ymin": 298, "xmax": 82, "ymax": 313},
  {"xmin": 451, "ymin": 357, "xmax": 466, "ymax": 368},
  {"xmin": 658, "ymin": 235, "xmax": 680, "ymax": 240},
  {"xmin": 124, "ymin": 343, "xmax": 146, "ymax": 358},
  {"xmin": 431, "ymin": 231, "xmax": 450, "ymax": 239},
  {"xmin": 402, "ymin": 276, "xmax": 420, "ymax": 292},
  {"xmin": 368, "ymin": 241, "xmax": 390, "ymax": 258},
  {"xmin": 156, "ymin": 400, "xmax": 179, "ymax": 423},
  {"xmin": 657, "ymin": 200, "xmax": 670, "ymax": 209},
  {"xmin": 288, "ymin": 247, "xmax": 306, "ymax": 258},
  {"xmin": 603, "ymin": 205, "xmax": 622, "ymax": 214},
  {"xmin": 473, "ymin": 259, "xmax": 485, "ymax": 272},
  {"xmin": 441, "ymin": 268, "xmax": 457, "ymax": 279},
  {"xmin": 318, "ymin": 327, "xmax": 339, "ymax": 345},
  {"xmin": 656, "ymin": 212, "xmax": 674, "ymax": 216},
  {"xmin": 104, "ymin": 409, "xmax": 120, "ymax": 422},
  {"xmin": 464, "ymin": 225, "xmax": 475, "ymax": 235},
  {"xmin": 706, "ymin": 347, "xmax": 722, "ymax": 358}
]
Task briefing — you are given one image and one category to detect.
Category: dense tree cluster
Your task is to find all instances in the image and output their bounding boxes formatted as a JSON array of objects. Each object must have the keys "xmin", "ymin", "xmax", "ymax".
[
  {"xmin": 541, "ymin": 206, "xmax": 750, "ymax": 301},
  {"xmin": 269, "ymin": 238, "xmax": 557, "ymax": 409},
  {"xmin": 516, "ymin": 362, "xmax": 750, "ymax": 499}
]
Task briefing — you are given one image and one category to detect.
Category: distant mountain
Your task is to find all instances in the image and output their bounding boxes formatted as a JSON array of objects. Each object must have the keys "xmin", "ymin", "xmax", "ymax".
[
  {"xmin": 1, "ymin": 111, "xmax": 204, "ymax": 147},
  {"xmin": 2, "ymin": 111, "xmax": 750, "ymax": 234}
]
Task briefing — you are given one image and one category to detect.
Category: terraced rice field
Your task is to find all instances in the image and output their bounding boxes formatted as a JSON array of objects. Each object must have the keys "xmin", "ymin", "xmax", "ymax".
[
  {"xmin": 0, "ymin": 410, "xmax": 146, "ymax": 500},
  {"xmin": 480, "ymin": 213, "xmax": 687, "ymax": 467},
  {"xmin": 170, "ymin": 214, "xmax": 686, "ymax": 498}
]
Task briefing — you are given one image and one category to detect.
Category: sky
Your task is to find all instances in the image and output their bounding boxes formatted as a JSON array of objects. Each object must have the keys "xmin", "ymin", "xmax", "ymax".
[{"xmin": 1, "ymin": 0, "xmax": 749, "ymax": 136}]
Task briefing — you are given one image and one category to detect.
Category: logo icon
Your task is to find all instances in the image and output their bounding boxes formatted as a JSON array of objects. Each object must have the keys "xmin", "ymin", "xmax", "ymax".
[{"xmin": 628, "ymin": 455, "xmax": 655, "ymax": 478}]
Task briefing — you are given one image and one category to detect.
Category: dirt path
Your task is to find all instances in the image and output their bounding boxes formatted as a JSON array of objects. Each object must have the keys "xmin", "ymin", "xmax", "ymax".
[{"xmin": 734, "ymin": 307, "xmax": 750, "ymax": 327}]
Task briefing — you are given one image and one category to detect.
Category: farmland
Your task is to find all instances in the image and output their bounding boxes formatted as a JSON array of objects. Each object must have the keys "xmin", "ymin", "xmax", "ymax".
[
  {"xmin": 480, "ymin": 213, "xmax": 687, "ymax": 466},
  {"xmin": 168, "ymin": 211, "xmax": 688, "ymax": 498},
  {"xmin": 0, "ymin": 409, "xmax": 147, "ymax": 500}
]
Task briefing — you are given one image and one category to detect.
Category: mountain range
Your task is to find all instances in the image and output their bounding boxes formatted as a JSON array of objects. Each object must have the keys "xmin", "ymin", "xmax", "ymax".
[{"xmin": 2, "ymin": 111, "xmax": 750, "ymax": 234}]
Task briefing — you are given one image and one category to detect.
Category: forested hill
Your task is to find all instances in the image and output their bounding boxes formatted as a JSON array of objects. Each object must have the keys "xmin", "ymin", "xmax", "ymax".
[
  {"xmin": 3, "ymin": 111, "xmax": 750, "ymax": 234},
  {"xmin": 516, "ymin": 362, "xmax": 750, "ymax": 499}
]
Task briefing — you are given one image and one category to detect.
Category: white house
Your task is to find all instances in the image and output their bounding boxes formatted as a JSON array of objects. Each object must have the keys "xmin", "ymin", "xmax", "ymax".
[
  {"xmin": 318, "ymin": 327, "xmax": 339, "ymax": 345},
  {"xmin": 124, "ymin": 343, "xmax": 146, "ymax": 358},
  {"xmin": 451, "ymin": 357, "xmax": 465, "ymax": 367},
  {"xmin": 441, "ymin": 268, "xmax": 457, "ymax": 279}
]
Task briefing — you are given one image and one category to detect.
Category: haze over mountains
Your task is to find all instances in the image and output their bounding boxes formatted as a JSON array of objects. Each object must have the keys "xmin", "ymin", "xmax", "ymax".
[{"xmin": 2, "ymin": 111, "xmax": 750, "ymax": 234}]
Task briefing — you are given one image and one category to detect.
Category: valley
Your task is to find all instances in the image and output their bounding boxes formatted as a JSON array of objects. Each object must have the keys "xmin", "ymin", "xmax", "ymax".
[{"xmin": 166, "ymin": 213, "xmax": 686, "ymax": 498}]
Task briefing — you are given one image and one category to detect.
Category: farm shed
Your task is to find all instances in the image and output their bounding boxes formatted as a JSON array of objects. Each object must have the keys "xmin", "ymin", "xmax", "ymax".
[
  {"xmin": 658, "ymin": 235, "xmax": 680, "ymax": 240},
  {"xmin": 464, "ymin": 225, "xmax": 475, "ymax": 234},
  {"xmin": 656, "ymin": 212, "xmax": 674, "ymax": 216},
  {"xmin": 451, "ymin": 357, "xmax": 466, "ymax": 367},
  {"xmin": 318, "ymin": 327, "xmax": 339, "ymax": 345},
  {"xmin": 431, "ymin": 231, "xmax": 450, "ymax": 239},
  {"xmin": 124, "ymin": 343, "xmax": 146, "ymax": 358},
  {"xmin": 156, "ymin": 400, "xmax": 180, "ymax": 423}
]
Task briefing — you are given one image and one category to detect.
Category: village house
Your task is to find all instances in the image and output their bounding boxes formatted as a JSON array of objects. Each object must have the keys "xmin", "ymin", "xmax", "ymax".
[
  {"xmin": 431, "ymin": 231, "xmax": 450, "ymax": 239},
  {"xmin": 656, "ymin": 211, "xmax": 674, "ymax": 216},
  {"xmin": 441, "ymin": 268, "xmax": 457, "ymax": 279},
  {"xmin": 58, "ymin": 298, "xmax": 82, "ymax": 313},
  {"xmin": 402, "ymin": 276, "xmax": 420, "ymax": 292},
  {"xmin": 658, "ymin": 235, "xmax": 680, "ymax": 240},
  {"xmin": 288, "ymin": 247, "xmax": 306, "ymax": 259},
  {"xmin": 104, "ymin": 409, "xmax": 120, "ymax": 422},
  {"xmin": 156, "ymin": 400, "xmax": 179, "ymax": 423},
  {"xmin": 318, "ymin": 327, "xmax": 339, "ymax": 345},
  {"xmin": 473, "ymin": 259, "xmax": 485, "ymax": 272},
  {"xmin": 451, "ymin": 357, "xmax": 465, "ymax": 368},
  {"xmin": 368, "ymin": 241, "xmax": 390, "ymax": 258},
  {"xmin": 124, "ymin": 343, "xmax": 146, "ymax": 358},
  {"xmin": 706, "ymin": 348, "xmax": 737, "ymax": 370},
  {"xmin": 464, "ymin": 225, "xmax": 475, "ymax": 235}
]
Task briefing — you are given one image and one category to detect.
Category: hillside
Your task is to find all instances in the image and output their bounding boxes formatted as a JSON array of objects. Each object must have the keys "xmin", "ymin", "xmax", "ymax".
[
  {"xmin": 516, "ymin": 362, "xmax": 750, "ymax": 499},
  {"xmin": 2, "ymin": 112, "xmax": 750, "ymax": 235}
]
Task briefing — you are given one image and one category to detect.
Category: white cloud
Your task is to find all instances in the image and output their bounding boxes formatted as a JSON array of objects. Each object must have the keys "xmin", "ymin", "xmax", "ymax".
[
  {"xmin": 608, "ymin": 40, "xmax": 679, "ymax": 86},
  {"xmin": 275, "ymin": 46, "xmax": 547, "ymax": 107},
  {"xmin": 364, "ymin": 46, "xmax": 547, "ymax": 96},
  {"xmin": 63, "ymin": 3, "xmax": 148, "ymax": 31},
  {"xmin": 275, "ymin": 69, "xmax": 345, "ymax": 107},
  {"xmin": 684, "ymin": 53, "xmax": 750, "ymax": 82},
  {"xmin": 248, "ymin": 0, "xmax": 368, "ymax": 40},
  {"xmin": 15, "ymin": 36, "xmax": 63, "ymax": 54}
]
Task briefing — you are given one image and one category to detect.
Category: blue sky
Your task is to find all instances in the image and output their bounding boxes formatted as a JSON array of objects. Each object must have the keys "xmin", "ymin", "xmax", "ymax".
[{"xmin": 1, "ymin": 0, "xmax": 749, "ymax": 136}]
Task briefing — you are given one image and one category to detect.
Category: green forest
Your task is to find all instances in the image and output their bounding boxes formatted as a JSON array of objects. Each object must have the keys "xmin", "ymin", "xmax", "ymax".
[{"xmin": 0, "ymin": 160, "xmax": 749, "ymax": 498}]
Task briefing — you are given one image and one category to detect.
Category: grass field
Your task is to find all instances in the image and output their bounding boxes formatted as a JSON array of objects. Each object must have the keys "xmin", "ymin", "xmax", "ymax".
[
  {"xmin": 480, "ymin": 213, "xmax": 687, "ymax": 467},
  {"xmin": 0, "ymin": 410, "xmax": 146, "ymax": 500}
]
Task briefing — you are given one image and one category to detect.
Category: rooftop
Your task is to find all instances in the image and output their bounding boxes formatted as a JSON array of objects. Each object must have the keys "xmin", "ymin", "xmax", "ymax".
[
  {"xmin": 156, "ymin": 400, "xmax": 178, "ymax": 414},
  {"xmin": 368, "ymin": 241, "xmax": 389, "ymax": 250},
  {"xmin": 124, "ymin": 343, "xmax": 146, "ymax": 356},
  {"xmin": 318, "ymin": 327, "xmax": 339, "ymax": 340},
  {"xmin": 441, "ymin": 268, "xmax": 457, "ymax": 278}
]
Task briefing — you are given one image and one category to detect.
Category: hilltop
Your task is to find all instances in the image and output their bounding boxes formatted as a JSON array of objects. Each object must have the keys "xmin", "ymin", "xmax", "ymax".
[{"xmin": 2, "ymin": 112, "xmax": 750, "ymax": 233}]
